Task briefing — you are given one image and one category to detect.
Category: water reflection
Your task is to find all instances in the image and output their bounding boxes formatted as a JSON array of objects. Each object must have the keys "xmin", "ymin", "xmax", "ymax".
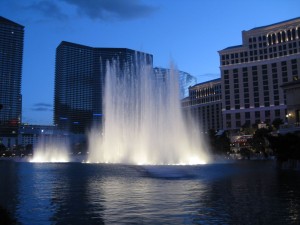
[
  {"xmin": 47, "ymin": 164, "xmax": 105, "ymax": 225},
  {"xmin": 95, "ymin": 175, "xmax": 208, "ymax": 224},
  {"xmin": 0, "ymin": 161, "xmax": 299, "ymax": 224}
]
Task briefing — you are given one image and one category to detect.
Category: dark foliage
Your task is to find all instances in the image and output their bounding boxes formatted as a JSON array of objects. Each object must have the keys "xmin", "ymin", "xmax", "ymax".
[
  {"xmin": 249, "ymin": 128, "xmax": 271, "ymax": 153},
  {"xmin": 0, "ymin": 143, "xmax": 6, "ymax": 151},
  {"xmin": 272, "ymin": 118, "xmax": 284, "ymax": 130},
  {"xmin": 0, "ymin": 206, "xmax": 16, "ymax": 225},
  {"xmin": 208, "ymin": 129, "xmax": 230, "ymax": 155},
  {"xmin": 268, "ymin": 133, "xmax": 300, "ymax": 161}
]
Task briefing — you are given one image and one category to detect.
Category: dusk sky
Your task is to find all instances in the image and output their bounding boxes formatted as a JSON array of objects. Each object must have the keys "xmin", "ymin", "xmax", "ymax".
[{"xmin": 0, "ymin": 0, "xmax": 299, "ymax": 125}]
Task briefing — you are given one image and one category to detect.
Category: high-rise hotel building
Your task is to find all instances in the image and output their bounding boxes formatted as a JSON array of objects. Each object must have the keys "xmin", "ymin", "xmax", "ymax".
[
  {"xmin": 219, "ymin": 17, "xmax": 300, "ymax": 130},
  {"xmin": 54, "ymin": 41, "xmax": 153, "ymax": 133},
  {"xmin": 0, "ymin": 17, "xmax": 24, "ymax": 138},
  {"xmin": 182, "ymin": 78, "xmax": 222, "ymax": 132}
]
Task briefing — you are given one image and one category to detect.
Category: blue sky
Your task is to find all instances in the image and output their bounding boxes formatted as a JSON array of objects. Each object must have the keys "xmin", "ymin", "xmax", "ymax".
[{"xmin": 0, "ymin": 0, "xmax": 299, "ymax": 125}]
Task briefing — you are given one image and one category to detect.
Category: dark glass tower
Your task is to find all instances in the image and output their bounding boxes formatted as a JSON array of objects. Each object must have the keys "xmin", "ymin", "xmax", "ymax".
[
  {"xmin": 54, "ymin": 41, "xmax": 153, "ymax": 134},
  {"xmin": 0, "ymin": 17, "xmax": 24, "ymax": 136}
]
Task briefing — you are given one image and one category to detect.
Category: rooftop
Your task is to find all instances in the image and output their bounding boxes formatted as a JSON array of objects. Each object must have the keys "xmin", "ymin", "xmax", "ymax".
[
  {"xmin": 221, "ymin": 45, "xmax": 243, "ymax": 51},
  {"xmin": 249, "ymin": 17, "xmax": 300, "ymax": 31},
  {"xmin": 190, "ymin": 78, "xmax": 221, "ymax": 89},
  {"xmin": 0, "ymin": 16, "xmax": 24, "ymax": 28}
]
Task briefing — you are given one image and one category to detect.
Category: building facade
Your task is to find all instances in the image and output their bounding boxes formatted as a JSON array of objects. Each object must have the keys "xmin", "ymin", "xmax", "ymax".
[
  {"xmin": 279, "ymin": 79, "xmax": 300, "ymax": 134},
  {"xmin": 219, "ymin": 17, "xmax": 300, "ymax": 130},
  {"xmin": 0, "ymin": 16, "xmax": 24, "ymax": 147},
  {"xmin": 282, "ymin": 79, "xmax": 300, "ymax": 124},
  {"xmin": 54, "ymin": 41, "xmax": 153, "ymax": 133},
  {"xmin": 182, "ymin": 78, "xmax": 222, "ymax": 132},
  {"xmin": 18, "ymin": 124, "xmax": 66, "ymax": 148}
]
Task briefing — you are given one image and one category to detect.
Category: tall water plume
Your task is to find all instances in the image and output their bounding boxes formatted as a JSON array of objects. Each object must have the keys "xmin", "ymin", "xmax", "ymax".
[{"xmin": 88, "ymin": 60, "xmax": 210, "ymax": 165}]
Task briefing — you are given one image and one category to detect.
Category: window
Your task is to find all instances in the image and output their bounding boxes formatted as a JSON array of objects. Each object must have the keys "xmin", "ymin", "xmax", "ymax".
[
  {"xmin": 245, "ymin": 112, "xmax": 250, "ymax": 119},
  {"xmin": 255, "ymin": 111, "xmax": 260, "ymax": 118}
]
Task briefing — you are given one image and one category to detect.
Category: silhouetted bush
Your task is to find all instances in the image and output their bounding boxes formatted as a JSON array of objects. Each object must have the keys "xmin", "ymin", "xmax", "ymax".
[
  {"xmin": 268, "ymin": 133, "xmax": 300, "ymax": 161},
  {"xmin": 0, "ymin": 205, "xmax": 16, "ymax": 225}
]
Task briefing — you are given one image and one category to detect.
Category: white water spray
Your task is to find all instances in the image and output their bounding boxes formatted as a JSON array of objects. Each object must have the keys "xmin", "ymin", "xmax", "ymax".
[
  {"xmin": 30, "ymin": 135, "xmax": 70, "ymax": 163},
  {"xmin": 88, "ymin": 60, "xmax": 210, "ymax": 165}
]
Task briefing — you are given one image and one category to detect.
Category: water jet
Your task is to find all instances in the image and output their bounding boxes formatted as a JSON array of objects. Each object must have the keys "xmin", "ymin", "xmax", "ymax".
[{"xmin": 88, "ymin": 60, "xmax": 210, "ymax": 165}]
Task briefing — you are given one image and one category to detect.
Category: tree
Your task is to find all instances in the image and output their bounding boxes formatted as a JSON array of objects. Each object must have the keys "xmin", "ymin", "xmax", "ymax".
[
  {"xmin": 268, "ymin": 133, "xmax": 300, "ymax": 161},
  {"xmin": 0, "ymin": 206, "xmax": 17, "ymax": 225},
  {"xmin": 272, "ymin": 118, "xmax": 284, "ymax": 130},
  {"xmin": 207, "ymin": 129, "xmax": 231, "ymax": 155},
  {"xmin": 0, "ymin": 143, "xmax": 6, "ymax": 152},
  {"xmin": 250, "ymin": 128, "xmax": 271, "ymax": 154},
  {"xmin": 241, "ymin": 121, "xmax": 255, "ymax": 135}
]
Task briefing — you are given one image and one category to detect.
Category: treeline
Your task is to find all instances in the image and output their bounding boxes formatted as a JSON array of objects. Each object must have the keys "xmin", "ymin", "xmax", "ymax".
[{"xmin": 207, "ymin": 128, "xmax": 300, "ymax": 161}]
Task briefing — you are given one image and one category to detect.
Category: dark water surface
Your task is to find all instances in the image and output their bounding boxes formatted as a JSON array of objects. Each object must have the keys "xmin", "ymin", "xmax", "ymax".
[{"xmin": 0, "ymin": 160, "xmax": 300, "ymax": 224}]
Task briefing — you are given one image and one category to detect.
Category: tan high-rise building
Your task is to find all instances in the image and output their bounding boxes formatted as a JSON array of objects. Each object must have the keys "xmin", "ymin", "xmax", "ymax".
[
  {"xmin": 182, "ymin": 78, "xmax": 222, "ymax": 132},
  {"xmin": 219, "ymin": 17, "xmax": 300, "ymax": 130}
]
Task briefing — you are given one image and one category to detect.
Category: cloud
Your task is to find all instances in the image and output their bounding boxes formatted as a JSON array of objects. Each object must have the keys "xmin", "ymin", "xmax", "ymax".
[
  {"xmin": 25, "ymin": 0, "xmax": 68, "ymax": 21},
  {"xmin": 31, "ymin": 103, "xmax": 53, "ymax": 111},
  {"xmin": 10, "ymin": 0, "xmax": 158, "ymax": 22},
  {"xmin": 60, "ymin": 0, "xmax": 159, "ymax": 21}
]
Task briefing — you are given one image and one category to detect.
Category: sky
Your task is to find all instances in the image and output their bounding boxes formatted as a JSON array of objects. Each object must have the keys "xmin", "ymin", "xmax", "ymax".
[{"xmin": 0, "ymin": 0, "xmax": 299, "ymax": 125}]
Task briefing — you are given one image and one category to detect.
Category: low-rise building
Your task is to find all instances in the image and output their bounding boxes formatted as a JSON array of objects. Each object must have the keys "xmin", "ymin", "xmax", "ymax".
[{"xmin": 279, "ymin": 79, "xmax": 300, "ymax": 134}]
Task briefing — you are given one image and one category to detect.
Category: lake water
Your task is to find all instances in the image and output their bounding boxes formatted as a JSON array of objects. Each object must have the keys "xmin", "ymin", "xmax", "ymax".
[{"xmin": 0, "ymin": 160, "xmax": 300, "ymax": 224}]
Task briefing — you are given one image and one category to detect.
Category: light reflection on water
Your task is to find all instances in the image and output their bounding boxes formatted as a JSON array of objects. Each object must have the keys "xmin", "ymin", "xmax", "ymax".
[{"xmin": 0, "ymin": 160, "xmax": 300, "ymax": 224}]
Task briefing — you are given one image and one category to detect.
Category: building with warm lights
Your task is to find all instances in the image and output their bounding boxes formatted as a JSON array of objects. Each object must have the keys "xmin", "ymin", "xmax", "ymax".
[
  {"xmin": 219, "ymin": 17, "xmax": 300, "ymax": 130},
  {"xmin": 54, "ymin": 41, "xmax": 153, "ymax": 133},
  {"xmin": 182, "ymin": 78, "xmax": 222, "ymax": 132},
  {"xmin": 0, "ymin": 16, "xmax": 24, "ymax": 148},
  {"xmin": 279, "ymin": 79, "xmax": 300, "ymax": 134}
]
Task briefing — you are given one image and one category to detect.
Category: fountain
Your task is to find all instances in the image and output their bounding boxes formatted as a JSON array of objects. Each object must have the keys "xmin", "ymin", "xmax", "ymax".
[
  {"xmin": 30, "ymin": 135, "xmax": 70, "ymax": 163},
  {"xmin": 88, "ymin": 59, "xmax": 210, "ymax": 165}
]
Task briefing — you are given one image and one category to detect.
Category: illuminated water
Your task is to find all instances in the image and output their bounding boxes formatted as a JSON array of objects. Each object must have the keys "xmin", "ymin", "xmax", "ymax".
[
  {"xmin": 1, "ymin": 160, "xmax": 300, "ymax": 224},
  {"xmin": 88, "ymin": 62, "xmax": 210, "ymax": 165},
  {"xmin": 30, "ymin": 136, "xmax": 70, "ymax": 163}
]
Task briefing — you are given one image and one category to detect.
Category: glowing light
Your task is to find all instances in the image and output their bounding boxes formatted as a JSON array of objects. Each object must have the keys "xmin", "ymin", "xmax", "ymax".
[
  {"xmin": 29, "ymin": 136, "xmax": 70, "ymax": 163},
  {"xmin": 88, "ymin": 61, "xmax": 211, "ymax": 165}
]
